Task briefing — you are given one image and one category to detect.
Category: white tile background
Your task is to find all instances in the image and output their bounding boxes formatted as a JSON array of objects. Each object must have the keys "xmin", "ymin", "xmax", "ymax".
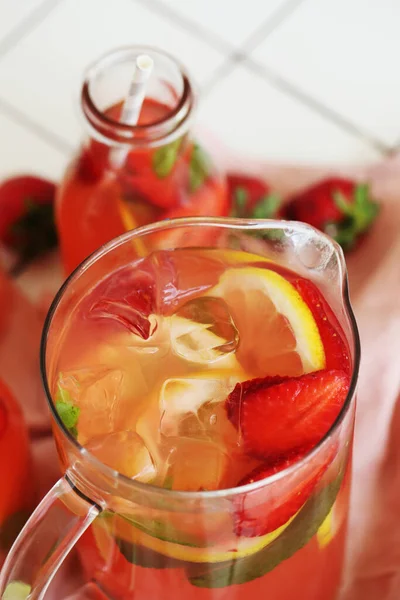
[{"xmin": 0, "ymin": 0, "xmax": 396, "ymax": 182}]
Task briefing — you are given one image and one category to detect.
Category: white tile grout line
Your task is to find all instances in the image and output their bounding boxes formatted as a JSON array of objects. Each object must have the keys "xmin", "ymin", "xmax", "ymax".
[
  {"xmin": 240, "ymin": 0, "xmax": 308, "ymax": 55},
  {"xmin": 132, "ymin": 0, "xmax": 391, "ymax": 156},
  {"xmin": 132, "ymin": 0, "xmax": 234, "ymax": 56},
  {"xmin": 0, "ymin": 0, "xmax": 65, "ymax": 60},
  {"xmin": 0, "ymin": 96, "xmax": 72, "ymax": 155},
  {"xmin": 200, "ymin": 0, "xmax": 309, "ymax": 96},
  {"xmin": 245, "ymin": 58, "xmax": 390, "ymax": 155},
  {"xmin": 0, "ymin": 0, "xmax": 390, "ymax": 161},
  {"xmin": 0, "ymin": 0, "xmax": 72, "ymax": 161}
]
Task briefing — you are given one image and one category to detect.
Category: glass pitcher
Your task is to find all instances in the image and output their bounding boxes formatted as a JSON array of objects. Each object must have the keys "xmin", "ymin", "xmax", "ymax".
[
  {"xmin": 56, "ymin": 46, "xmax": 228, "ymax": 276},
  {"xmin": 0, "ymin": 218, "xmax": 359, "ymax": 600}
]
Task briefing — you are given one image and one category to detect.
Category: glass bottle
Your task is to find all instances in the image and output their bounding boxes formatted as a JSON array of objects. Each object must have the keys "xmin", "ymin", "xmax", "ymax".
[{"xmin": 56, "ymin": 46, "xmax": 228, "ymax": 274}]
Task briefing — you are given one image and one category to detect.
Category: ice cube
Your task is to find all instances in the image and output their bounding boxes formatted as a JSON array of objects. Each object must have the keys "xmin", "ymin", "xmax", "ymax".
[
  {"xmin": 87, "ymin": 324, "xmax": 171, "ymax": 396},
  {"xmin": 67, "ymin": 367, "xmax": 149, "ymax": 444},
  {"xmin": 88, "ymin": 264, "xmax": 156, "ymax": 340},
  {"xmin": 89, "ymin": 298, "xmax": 157, "ymax": 340},
  {"xmin": 149, "ymin": 249, "xmax": 225, "ymax": 314},
  {"xmin": 163, "ymin": 437, "xmax": 229, "ymax": 491},
  {"xmin": 169, "ymin": 297, "xmax": 239, "ymax": 366},
  {"xmin": 86, "ymin": 431, "xmax": 156, "ymax": 481},
  {"xmin": 159, "ymin": 376, "xmax": 240, "ymax": 437}
]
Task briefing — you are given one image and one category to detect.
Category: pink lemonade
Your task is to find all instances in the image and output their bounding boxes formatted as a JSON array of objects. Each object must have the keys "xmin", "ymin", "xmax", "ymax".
[{"xmin": 50, "ymin": 247, "xmax": 353, "ymax": 600}]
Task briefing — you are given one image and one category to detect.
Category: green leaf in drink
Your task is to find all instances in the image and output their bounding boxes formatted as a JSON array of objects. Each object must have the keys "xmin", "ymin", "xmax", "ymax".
[
  {"xmin": 55, "ymin": 384, "xmax": 80, "ymax": 437},
  {"xmin": 152, "ymin": 138, "xmax": 183, "ymax": 178},
  {"xmin": 189, "ymin": 144, "xmax": 210, "ymax": 193}
]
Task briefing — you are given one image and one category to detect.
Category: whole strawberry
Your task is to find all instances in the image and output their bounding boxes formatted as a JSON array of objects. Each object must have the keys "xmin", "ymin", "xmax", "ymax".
[
  {"xmin": 0, "ymin": 175, "xmax": 57, "ymax": 274},
  {"xmin": 228, "ymin": 174, "xmax": 281, "ymax": 219},
  {"xmin": 282, "ymin": 177, "xmax": 379, "ymax": 250}
]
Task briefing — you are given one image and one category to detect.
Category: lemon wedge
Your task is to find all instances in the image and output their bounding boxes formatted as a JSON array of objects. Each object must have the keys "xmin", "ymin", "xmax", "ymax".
[{"xmin": 208, "ymin": 267, "xmax": 325, "ymax": 377}]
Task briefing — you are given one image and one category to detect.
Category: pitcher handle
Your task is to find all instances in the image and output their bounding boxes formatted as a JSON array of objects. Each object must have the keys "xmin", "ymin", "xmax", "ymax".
[{"xmin": 0, "ymin": 475, "xmax": 102, "ymax": 600}]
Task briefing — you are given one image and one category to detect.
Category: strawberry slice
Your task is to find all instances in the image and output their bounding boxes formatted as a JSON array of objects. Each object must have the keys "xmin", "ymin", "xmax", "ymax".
[
  {"xmin": 226, "ymin": 370, "xmax": 349, "ymax": 460},
  {"xmin": 293, "ymin": 278, "xmax": 351, "ymax": 374},
  {"xmin": 235, "ymin": 450, "xmax": 330, "ymax": 537}
]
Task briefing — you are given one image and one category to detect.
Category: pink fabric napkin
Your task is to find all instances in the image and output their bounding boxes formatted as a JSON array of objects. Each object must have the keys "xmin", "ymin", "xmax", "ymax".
[{"xmin": 1, "ymin": 150, "xmax": 400, "ymax": 598}]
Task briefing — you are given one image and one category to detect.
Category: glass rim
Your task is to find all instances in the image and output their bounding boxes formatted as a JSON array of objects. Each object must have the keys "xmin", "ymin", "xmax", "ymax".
[
  {"xmin": 40, "ymin": 217, "xmax": 360, "ymax": 501},
  {"xmin": 81, "ymin": 45, "xmax": 196, "ymax": 148}
]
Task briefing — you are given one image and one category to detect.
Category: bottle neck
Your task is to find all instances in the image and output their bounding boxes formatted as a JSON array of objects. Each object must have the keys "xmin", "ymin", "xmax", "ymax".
[{"xmin": 80, "ymin": 47, "xmax": 196, "ymax": 150}]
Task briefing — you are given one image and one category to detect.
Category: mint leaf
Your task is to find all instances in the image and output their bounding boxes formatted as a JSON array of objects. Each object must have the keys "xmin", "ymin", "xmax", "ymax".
[
  {"xmin": 55, "ymin": 385, "xmax": 80, "ymax": 435},
  {"xmin": 189, "ymin": 144, "xmax": 210, "ymax": 193},
  {"xmin": 152, "ymin": 138, "xmax": 182, "ymax": 178},
  {"xmin": 187, "ymin": 467, "xmax": 345, "ymax": 588},
  {"xmin": 55, "ymin": 400, "xmax": 79, "ymax": 430}
]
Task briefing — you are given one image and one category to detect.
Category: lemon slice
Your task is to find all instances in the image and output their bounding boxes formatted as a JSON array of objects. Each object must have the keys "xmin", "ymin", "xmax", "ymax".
[
  {"xmin": 94, "ymin": 512, "xmax": 296, "ymax": 564},
  {"xmin": 208, "ymin": 267, "xmax": 325, "ymax": 377},
  {"xmin": 317, "ymin": 506, "xmax": 335, "ymax": 548},
  {"xmin": 2, "ymin": 582, "xmax": 31, "ymax": 600}
]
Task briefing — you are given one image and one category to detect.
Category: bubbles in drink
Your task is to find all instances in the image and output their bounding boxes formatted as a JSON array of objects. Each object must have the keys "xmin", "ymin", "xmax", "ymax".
[
  {"xmin": 86, "ymin": 430, "xmax": 156, "ymax": 482},
  {"xmin": 170, "ymin": 297, "xmax": 239, "ymax": 365}
]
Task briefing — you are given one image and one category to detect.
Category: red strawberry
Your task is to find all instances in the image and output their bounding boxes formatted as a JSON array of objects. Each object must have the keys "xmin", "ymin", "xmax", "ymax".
[
  {"xmin": 0, "ymin": 382, "xmax": 9, "ymax": 438},
  {"xmin": 0, "ymin": 400, "xmax": 7, "ymax": 438},
  {"xmin": 282, "ymin": 177, "xmax": 379, "ymax": 250},
  {"xmin": 293, "ymin": 278, "xmax": 351, "ymax": 375},
  {"xmin": 227, "ymin": 375, "xmax": 285, "ymax": 429},
  {"xmin": 228, "ymin": 174, "xmax": 281, "ymax": 219},
  {"xmin": 226, "ymin": 370, "xmax": 349, "ymax": 460},
  {"xmin": 235, "ymin": 450, "xmax": 330, "ymax": 536},
  {"xmin": 0, "ymin": 176, "xmax": 57, "ymax": 274}
]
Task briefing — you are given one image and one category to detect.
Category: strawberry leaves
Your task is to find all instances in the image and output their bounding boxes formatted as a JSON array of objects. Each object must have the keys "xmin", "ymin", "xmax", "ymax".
[
  {"xmin": 228, "ymin": 175, "xmax": 281, "ymax": 220},
  {"xmin": 0, "ymin": 176, "xmax": 57, "ymax": 275},
  {"xmin": 332, "ymin": 183, "xmax": 380, "ymax": 250},
  {"xmin": 282, "ymin": 177, "xmax": 380, "ymax": 251},
  {"xmin": 152, "ymin": 138, "xmax": 183, "ymax": 179},
  {"xmin": 189, "ymin": 144, "xmax": 211, "ymax": 193}
]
